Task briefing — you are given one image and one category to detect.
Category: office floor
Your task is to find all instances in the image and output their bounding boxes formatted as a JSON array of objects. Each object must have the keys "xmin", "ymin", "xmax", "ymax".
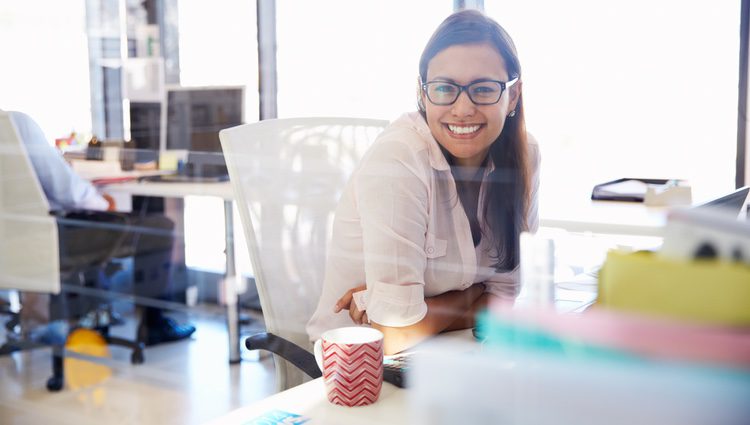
[{"xmin": 0, "ymin": 309, "xmax": 277, "ymax": 425}]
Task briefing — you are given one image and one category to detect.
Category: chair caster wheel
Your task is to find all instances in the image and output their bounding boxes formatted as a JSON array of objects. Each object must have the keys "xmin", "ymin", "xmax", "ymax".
[
  {"xmin": 46, "ymin": 376, "xmax": 64, "ymax": 392},
  {"xmin": 131, "ymin": 349, "xmax": 144, "ymax": 365}
]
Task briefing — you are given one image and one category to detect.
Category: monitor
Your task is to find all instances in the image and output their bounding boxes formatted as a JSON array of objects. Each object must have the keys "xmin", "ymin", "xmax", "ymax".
[
  {"xmin": 160, "ymin": 85, "xmax": 244, "ymax": 176},
  {"xmin": 693, "ymin": 186, "xmax": 749, "ymax": 218}
]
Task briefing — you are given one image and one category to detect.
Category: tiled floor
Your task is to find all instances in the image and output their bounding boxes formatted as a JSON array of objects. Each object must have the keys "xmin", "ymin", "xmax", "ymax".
[{"xmin": 0, "ymin": 309, "xmax": 277, "ymax": 425}]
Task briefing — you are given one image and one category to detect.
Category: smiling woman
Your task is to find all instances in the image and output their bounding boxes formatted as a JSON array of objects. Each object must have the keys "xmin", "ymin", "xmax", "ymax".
[{"xmin": 307, "ymin": 9, "xmax": 539, "ymax": 355}]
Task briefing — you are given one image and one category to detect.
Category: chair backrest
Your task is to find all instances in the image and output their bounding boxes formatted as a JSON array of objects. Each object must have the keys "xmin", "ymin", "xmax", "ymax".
[
  {"xmin": 220, "ymin": 117, "xmax": 388, "ymax": 390},
  {"xmin": 0, "ymin": 111, "xmax": 60, "ymax": 293}
]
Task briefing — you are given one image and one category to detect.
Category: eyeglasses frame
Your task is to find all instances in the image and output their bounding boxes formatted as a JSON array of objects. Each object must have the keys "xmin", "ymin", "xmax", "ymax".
[{"xmin": 421, "ymin": 77, "xmax": 519, "ymax": 106}]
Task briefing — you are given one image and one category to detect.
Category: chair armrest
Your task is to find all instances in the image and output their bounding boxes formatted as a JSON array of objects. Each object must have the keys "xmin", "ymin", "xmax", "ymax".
[{"xmin": 245, "ymin": 332, "xmax": 322, "ymax": 379}]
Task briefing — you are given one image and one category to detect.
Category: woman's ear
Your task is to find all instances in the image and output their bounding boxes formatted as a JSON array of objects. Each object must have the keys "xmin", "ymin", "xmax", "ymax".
[
  {"xmin": 417, "ymin": 76, "xmax": 426, "ymax": 112},
  {"xmin": 508, "ymin": 79, "xmax": 522, "ymax": 112}
]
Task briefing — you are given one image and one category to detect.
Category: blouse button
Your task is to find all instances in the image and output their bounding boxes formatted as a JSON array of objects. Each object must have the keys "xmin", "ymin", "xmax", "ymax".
[{"xmin": 426, "ymin": 247, "xmax": 434, "ymax": 254}]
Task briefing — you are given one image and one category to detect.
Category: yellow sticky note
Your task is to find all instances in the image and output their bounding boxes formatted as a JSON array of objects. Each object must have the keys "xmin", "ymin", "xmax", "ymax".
[{"xmin": 598, "ymin": 250, "xmax": 750, "ymax": 326}]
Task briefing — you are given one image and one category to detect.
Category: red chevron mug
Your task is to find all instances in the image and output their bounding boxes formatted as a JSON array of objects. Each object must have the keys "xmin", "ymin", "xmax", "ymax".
[{"xmin": 314, "ymin": 327, "xmax": 384, "ymax": 406}]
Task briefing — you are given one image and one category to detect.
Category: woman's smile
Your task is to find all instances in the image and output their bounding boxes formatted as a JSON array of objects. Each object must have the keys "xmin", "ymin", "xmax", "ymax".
[{"xmin": 444, "ymin": 122, "xmax": 484, "ymax": 138}]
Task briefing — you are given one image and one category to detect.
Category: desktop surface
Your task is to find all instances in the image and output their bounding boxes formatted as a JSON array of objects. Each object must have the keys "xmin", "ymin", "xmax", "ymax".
[{"xmin": 539, "ymin": 194, "xmax": 669, "ymax": 236}]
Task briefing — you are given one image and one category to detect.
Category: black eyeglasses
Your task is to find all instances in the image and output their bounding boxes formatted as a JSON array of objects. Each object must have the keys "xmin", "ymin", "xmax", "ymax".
[{"xmin": 422, "ymin": 77, "xmax": 519, "ymax": 106}]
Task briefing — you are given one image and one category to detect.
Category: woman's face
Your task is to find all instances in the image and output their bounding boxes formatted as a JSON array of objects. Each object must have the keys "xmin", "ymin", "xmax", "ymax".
[{"xmin": 422, "ymin": 43, "xmax": 520, "ymax": 168}]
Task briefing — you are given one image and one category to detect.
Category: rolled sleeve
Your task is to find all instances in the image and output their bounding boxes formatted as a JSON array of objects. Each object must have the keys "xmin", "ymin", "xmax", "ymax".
[
  {"xmin": 355, "ymin": 136, "xmax": 431, "ymax": 328},
  {"xmin": 365, "ymin": 281, "xmax": 428, "ymax": 327}
]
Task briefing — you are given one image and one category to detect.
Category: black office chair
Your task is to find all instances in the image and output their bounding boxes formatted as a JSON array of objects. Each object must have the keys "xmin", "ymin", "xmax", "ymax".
[
  {"xmin": 1, "ymin": 210, "xmax": 150, "ymax": 391},
  {"xmin": 54, "ymin": 210, "xmax": 149, "ymax": 361}
]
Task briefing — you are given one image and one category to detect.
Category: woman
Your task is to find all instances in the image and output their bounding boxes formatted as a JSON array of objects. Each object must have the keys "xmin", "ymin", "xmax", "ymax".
[{"xmin": 306, "ymin": 9, "xmax": 539, "ymax": 355}]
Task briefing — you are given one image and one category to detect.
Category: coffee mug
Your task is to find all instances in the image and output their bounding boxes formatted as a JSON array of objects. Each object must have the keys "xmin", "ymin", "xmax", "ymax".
[{"xmin": 313, "ymin": 327, "xmax": 384, "ymax": 407}]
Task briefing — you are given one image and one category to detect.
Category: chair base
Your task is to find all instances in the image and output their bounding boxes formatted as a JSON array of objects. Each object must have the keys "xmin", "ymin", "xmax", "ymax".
[{"xmin": 0, "ymin": 309, "xmax": 147, "ymax": 392}]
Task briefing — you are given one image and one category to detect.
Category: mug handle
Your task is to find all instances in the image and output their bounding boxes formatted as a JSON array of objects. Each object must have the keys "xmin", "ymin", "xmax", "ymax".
[{"xmin": 313, "ymin": 339, "xmax": 324, "ymax": 372}]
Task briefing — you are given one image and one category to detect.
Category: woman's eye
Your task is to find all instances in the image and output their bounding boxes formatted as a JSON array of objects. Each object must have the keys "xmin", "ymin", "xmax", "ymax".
[
  {"xmin": 434, "ymin": 84, "xmax": 456, "ymax": 93},
  {"xmin": 472, "ymin": 85, "xmax": 499, "ymax": 94}
]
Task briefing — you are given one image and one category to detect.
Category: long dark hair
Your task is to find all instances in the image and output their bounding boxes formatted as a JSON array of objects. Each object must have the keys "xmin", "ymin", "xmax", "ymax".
[{"xmin": 418, "ymin": 9, "xmax": 531, "ymax": 271}]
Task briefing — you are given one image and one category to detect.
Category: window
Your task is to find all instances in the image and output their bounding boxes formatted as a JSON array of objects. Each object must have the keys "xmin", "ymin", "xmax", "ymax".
[
  {"xmin": 485, "ymin": 1, "xmax": 741, "ymax": 201},
  {"xmin": 178, "ymin": 0, "xmax": 259, "ymax": 123},
  {"xmin": 0, "ymin": 0, "xmax": 91, "ymax": 141},
  {"xmin": 276, "ymin": 0, "xmax": 452, "ymax": 119}
]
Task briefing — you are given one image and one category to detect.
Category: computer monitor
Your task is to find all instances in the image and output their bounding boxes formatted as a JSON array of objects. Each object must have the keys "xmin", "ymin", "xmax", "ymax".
[
  {"xmin": 693, "ymin": 186, "xmax": 749, "ymax": 218},
  {"xmin": 160, "ymin": 85, "xmax": 244, "ymax": 176}
]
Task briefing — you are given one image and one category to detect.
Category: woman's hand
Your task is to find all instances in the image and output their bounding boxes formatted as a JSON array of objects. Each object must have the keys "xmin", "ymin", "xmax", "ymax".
[{"xmin": 333, "ymin": 285, "xmax": 369, "ymax": 325}]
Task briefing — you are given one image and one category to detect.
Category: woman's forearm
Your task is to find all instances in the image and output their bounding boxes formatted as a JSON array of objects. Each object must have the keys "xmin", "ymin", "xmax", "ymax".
[
  {"xmin": 370, "ymin": 283, "xmax": 485, "ymax": 355},
  {"xmin": 443, "ymin": 292, "xmax": 490, "ymax": 332}
]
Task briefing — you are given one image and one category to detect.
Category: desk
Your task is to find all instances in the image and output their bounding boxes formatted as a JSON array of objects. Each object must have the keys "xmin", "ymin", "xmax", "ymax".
[
  {"xmin": 203, "ymin": 330, "xmax": 477, "ymax": 425},
  {"xmin": 205, "ymin": 284, "xmax": 598, "ymax": 425},
  {"xmin": 539, "ymin": 194, "xmax": 668, "ymax": 236},
  {"xmin": 205, "ymin": 378, "xmax": 408, "ymax": 425},
  {"xmin": 97, "ymin": 177, "xmax": 243, "ymax": 363},
  {"xmin": 105, "ymin": 180, "xmax": 234, "ymax": 201}
]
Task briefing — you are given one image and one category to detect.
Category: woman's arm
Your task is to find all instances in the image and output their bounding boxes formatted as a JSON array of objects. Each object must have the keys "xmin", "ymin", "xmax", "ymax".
[
  {"xmin": 336, "ymin": 283, "xmax": 488, "ymax": 354},
  {"xmin": 443, "ymin": 292, "xmax": 491, "ymax": 332},
  {"xmin": 371, "ymin": 283, "xmax": 485, "ymax": 355}
]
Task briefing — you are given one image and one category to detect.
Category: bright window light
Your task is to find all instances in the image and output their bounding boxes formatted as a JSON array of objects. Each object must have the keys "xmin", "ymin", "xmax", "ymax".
[
  {"xmin": 485, "ymin": 0, "xmax": 741, "ymax": 202},
  {"xmin": 178, "ymin": 0, "xmax": 259, "ymax": 123},
  {"xmin": 0, "ymin": 0, "xmax": 91, "ymax": 141},
  {"xmin": 276, "ymin": 0, "xmax": 453, "ymax": 120}
]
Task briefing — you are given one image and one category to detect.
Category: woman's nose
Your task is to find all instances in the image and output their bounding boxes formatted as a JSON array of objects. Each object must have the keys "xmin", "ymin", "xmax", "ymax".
[{"xmin": 450, "ymin": 91, "xmax": 476, "ymax": 116}]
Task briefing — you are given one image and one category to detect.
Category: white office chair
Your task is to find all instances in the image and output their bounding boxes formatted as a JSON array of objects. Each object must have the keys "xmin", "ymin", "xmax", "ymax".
[
  {"xmin": 0, "ymin": 112, "xmax": 60, "ymax": 294},
  {"xmin": 220, "ymin": 117, "xmax": 387, "ymax": 391},
  {"xmin": 0, "ymin": 112, "xmax": 67, "ymax": 390}
]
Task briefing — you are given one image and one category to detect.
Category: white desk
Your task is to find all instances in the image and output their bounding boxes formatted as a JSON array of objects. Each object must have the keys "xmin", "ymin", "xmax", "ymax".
[
  {"xmin": 539, "ymin": 193, "xmax": 668, "ymax": 236},
  {"xmin": 205, "ymin": 379, "xmax": 408, "ymax": 425},
  {"xmin": 204, "ymin": 330, "xmax": 478, "ymax": 425},
  {"xmin": 104, "ymin": 180, "xmax": 233, "ymax": 201},
  {"xmin": 96, "ymin": 177, "xmax": 243, "ymax": 363}
]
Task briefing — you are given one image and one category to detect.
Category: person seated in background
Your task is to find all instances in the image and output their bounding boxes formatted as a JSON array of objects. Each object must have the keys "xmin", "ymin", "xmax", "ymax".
[
  {"xmin": 307, "ymin": 10, "xmax": 540, "ymax": 355},
  {"xmin": 6, "ymin": 110, "xmax": 195, "ymax": 346}
]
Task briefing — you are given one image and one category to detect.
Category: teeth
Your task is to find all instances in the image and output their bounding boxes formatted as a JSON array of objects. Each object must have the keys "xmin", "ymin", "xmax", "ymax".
[{"xmin": 447, "ymin": 124, "xmax": 481, "ymax": 134}]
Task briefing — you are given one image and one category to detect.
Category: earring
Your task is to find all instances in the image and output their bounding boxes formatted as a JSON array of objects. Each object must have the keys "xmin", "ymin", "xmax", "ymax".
[{"xmin": 508, "ymin": 110, "xmax": 516, "ymax": 118}]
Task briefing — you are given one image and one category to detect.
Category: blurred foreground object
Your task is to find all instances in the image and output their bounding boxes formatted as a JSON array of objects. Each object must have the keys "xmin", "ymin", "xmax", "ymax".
[
  {"xmin": 64, "ymin": 328, "xmax": 112, "ymax": 390},
  {"xmin": 599, "ymin": 207, "xmax": 750, "ymax": 325},
  {"xmin": 409, "ymin": 308, "xmax": 750, "ymax": 425},
  {"xmin": 598, "ymin": 250, "xmax": 750, "ymax": 326}
]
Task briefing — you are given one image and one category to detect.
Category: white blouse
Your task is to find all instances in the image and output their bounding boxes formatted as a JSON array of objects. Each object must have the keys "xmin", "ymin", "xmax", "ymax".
[{"xmin": 306, "ymin": 111, "xmax": 539, "ymax": 340}]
